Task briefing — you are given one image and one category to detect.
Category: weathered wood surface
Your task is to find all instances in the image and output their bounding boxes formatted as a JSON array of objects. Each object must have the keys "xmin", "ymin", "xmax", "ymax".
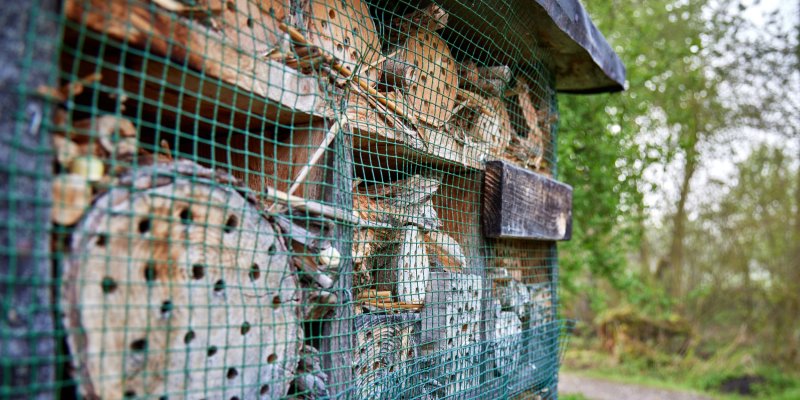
[
  {"xmin": 494, "ymin": 307, "xmax": 523, "ymax": 377},
  {"xmin": 348, "ymin": 94, "xmax": 490, "ymax": 170},
  {"xmin": 307, "ymin": 0, "xmax": 382, "ymax": 83},
  {"xmin": 61, "ymin": 162, "xmax": 300, "ymax": 399},
  {"xmin": 353, "ymin": 313, "xmax": 420, "ymax": 398},
  {"xmin": 482, "ymin": 160, "xmax": 572, "ymax": 240},
  {"xmin": 374, "ymin": 225, "xmax": 431, "ymax": 303},
  {"xmin": 419, "ymin": 271, "xmax": 483, "ymax": 397},
  {"xmin": 63, "ymin": 0, "xmax": 334, "ymax": 129},
  {"xmin": 0, "ymin": 1, "xmax": 58, "ymax": 397}
]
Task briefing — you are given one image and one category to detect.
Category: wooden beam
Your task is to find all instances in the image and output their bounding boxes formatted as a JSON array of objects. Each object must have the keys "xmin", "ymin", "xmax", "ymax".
[
  {"xmin": 482, "ymin": 160, "xmax": 572, "ymax": 240},
  {"xmin": 0, "ymin": 1, "xmax": 58, "ymax": 397}
]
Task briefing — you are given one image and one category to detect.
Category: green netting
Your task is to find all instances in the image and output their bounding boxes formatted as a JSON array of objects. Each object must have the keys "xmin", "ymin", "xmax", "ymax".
[{"xmin": 2, "ymin": 0, "xmax": 565, "ymax": 398}]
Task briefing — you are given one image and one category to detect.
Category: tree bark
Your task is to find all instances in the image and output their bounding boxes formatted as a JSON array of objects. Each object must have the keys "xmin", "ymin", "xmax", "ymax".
[{"xmin": 663, "ymin": 130, "xmax": 699, "ymax": 297}]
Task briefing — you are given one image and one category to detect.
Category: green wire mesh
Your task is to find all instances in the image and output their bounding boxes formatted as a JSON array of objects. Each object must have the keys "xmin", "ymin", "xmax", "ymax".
[{"xmin": 2, "ymin": 0, "xmax": 565, "ymax": 398}]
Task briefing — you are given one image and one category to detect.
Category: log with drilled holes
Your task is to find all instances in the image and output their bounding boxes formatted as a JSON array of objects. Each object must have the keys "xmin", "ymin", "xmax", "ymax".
[
  {"xmin": 451, "ymin": 89, "xmax": 514, "ymax": 156},
  {"xmin": 494, "ymin": 304, "xmax": 523, "ymax": 378},
  {"xmin": 61, "ymin": 161, "xmax": 301, "ymax": 399},
  {"xmin": 307, "ymin": 0, "xmax": 381, "ymax": 83},
  {"xmin": 352, "ymin": 314, "xmax": 421, "ymax": 399},
  {"xmin": 374, "ymin": 225, "xmax": 431, "ymax": 304},
  {"xmin": 63, "ymin": 0, "xmax": 332, "ymax": 127},
  {"xmin": 419, "ymin": 271, "xmax": 483, "ymax": 397},
  {"xmin": 387, "ymin": 6, "xmax": 457, "ymax": 128}
]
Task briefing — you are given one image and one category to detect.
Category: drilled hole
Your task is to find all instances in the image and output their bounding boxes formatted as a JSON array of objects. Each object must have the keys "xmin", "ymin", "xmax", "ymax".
[
  {"xmin": 184, "ymin": 330, "xmax": 195, "ymax": 344},
  {"xmin": 440, "ymin": 66, "xmax": 446, "ymax": 75},
  {"xmin": 231, "ymin": 397, "xmax": 240, "ymax": 400},
  {"xmin": 267, "ymin": 354, "xmax": 277, "ymax": 363},
  {"xmin": 227, "ymin": 367, "xmax": 238, "ymax": 379},
  {"xmin": 101, "ymin": 277, "xmax": 117, "ymax": 294},
  {"xmin": 343, "ymin": 36, "xmax": 350, "ymax": 46},
  {"xmin": 179, "ymin": 207, "xmax": 193, "ymax": 224},
  {"xmin": 130, "ymin": 338, "xmax": 147, "ymax": 352},
  {"xmin": 138, "ymin": 218, "xmax": 151, "ymax": 234},
  {"xmin": 249, "ymin": 264, "xmax": 261, "ymax": 281},
  {"xmin": 96, "ymin": 233, "xmax": 107, "ymax": 247},
  {"xmin": 328, "ymin": 9, "xmax": 336, "ymax": 18},
  {"xmin": 352, "ymin": 27, "xmax": 358, "ymax": 35},
  {"xmin": 207, "ymin": 346, "xmax": 218, "ymax": 357},
  {"xmin": 246, "ymin": 18, "xmax": 254, "ymax": 28},
  {"xmin": 160, "ymin": 300, "xmax": 173, "ymax": 317},
  {"xmin": 240, "ymin": 321, "xmax": 251, "ymax": 335},
  {"xmin": 260, "ymin": 385, "xmax": 269, "ymax": 395},
  {"xmin": 461, "ymin": 324, "xmax": 468, "ymax": 333},
  {"xmin": 214, "ymin": 280, "xmax": 225, "ymax": 293},
  {"xmin": 124, "ymin": 391, "xmax": 136, "ymax": 398},
  {"xmin": 271, "ymin": 295, "xmax": 281, "ymax": 309},
  {"xmin": 144, "ymin": 262, "xmax": 157, "ymax": 283},
  {"xmin": 336, "ymin": 43, "xmax": 344, "ymax": 52},
  {"xmin": 224, "ymin": 215, "xmax": 238, "ymax": 233},
  {"xmin": 226, "ymin": 1, "xmax": 235, "ymax": 12},
  {"xmin": 191, "ymin": 264, "xmax": 205, "ymax": 280},
  {"xmin": 268, "ymin": 6, "xmax": 275, "ymax": 14},
  {"xmin": 321, "ymin": 20, "xmax": 327, "ymax": 28},
  {"xmin": 268, "ymin": 244, "xmax": 276, "ymax": 255}
]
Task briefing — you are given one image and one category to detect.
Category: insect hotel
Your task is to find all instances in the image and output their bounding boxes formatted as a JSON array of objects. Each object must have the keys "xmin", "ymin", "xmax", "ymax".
[{"xmin": 1, "ymin": 0, "xmax": 624, "ymax": 398}]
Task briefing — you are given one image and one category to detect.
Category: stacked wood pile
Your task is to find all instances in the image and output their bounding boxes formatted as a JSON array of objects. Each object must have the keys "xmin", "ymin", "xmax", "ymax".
[{"xmin": 50, "ymin": 0, "xmax": 560, "ymax": 398}]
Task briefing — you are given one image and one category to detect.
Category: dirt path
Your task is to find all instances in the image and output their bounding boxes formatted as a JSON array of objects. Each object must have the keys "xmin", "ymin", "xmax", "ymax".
[{"xmin": 559, "ymin": 372, "xmax": 714, "ymax": 400}]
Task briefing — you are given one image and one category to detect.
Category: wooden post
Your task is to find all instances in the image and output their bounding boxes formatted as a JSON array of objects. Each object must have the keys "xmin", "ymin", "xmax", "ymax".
[
  {"xmin": 319, "ymin": 120, "xmax": 356, "ymax": 398},
  {"xmin": 0, "ymin": 1, "xmax": 58, "ymax": 398}
]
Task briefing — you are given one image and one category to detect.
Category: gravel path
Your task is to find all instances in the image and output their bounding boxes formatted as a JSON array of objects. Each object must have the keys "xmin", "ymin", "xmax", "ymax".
[{"xmin": 559, "ymin": 372, "xmax": 714, "ymax": 400}]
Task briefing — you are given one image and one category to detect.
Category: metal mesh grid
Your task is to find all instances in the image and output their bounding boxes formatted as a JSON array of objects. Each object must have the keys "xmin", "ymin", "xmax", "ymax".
[{"xmin": 2, "ymin": 0, "xmax": 563, "ymax": 398}]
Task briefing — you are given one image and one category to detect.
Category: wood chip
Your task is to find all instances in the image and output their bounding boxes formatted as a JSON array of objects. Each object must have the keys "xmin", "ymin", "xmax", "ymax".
[{"xmin": 51, "ymin": 174, "xmax": 92, "ymax": 226}]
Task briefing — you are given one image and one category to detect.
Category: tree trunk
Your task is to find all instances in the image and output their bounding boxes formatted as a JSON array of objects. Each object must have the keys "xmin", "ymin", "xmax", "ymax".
[{"xmin": 664, "ymin": 131, "xmax": 699, "ymax": 297}]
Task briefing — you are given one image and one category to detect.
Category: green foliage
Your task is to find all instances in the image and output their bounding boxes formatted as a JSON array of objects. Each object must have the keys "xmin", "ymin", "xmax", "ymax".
[
  {"xmin": 557, "ymin": 0, "xmax": 723, "ymax": 313},
  {"xmin": 558, "ymin": 0, "xmax": 800, "ymax": 392}
]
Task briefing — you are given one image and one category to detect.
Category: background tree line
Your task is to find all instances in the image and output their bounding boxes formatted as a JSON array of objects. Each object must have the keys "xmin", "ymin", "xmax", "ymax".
[{"xmin": 557, "ymin": 0, "xmax": 799, "ymax": 394}]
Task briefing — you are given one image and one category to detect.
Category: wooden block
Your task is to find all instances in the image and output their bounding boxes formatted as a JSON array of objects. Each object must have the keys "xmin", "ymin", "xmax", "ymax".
[
  {"xmin": 482, "ymin": 160, "xmax": 572, "ymax": 240},
  {"xmin": 61, "ymin": 161, "xmax": 301, "ymax": 399},
  {"xmin": 419, "ymin": 271, "xmax": 483, "ymax": 397}
]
